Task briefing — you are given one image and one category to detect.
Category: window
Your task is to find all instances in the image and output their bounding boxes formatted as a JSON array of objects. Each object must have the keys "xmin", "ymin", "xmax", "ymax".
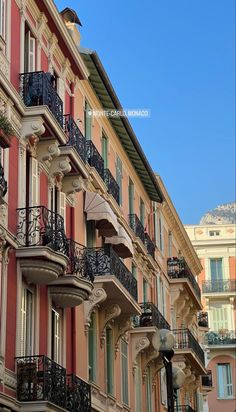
[
  {"xmin": 121, "ymin": 339, "xmax": 129, "ymax": 405},
  {"xmin": 51, "ymin": 309, "xmax": 61, "ymax": 363},
  {"xmin": 217, "ymin": 364, "xmax": 233, "ymax": 398},
  {"xmin": 210, "ymin": 258, "xmax": 223, "ymax": 281},
  {"xmin": 84, "ymin": 101, "xmax": 92, "ymax": 140},
  {"xmin": 24, "ymin": 29, "xmax": 36, "ymax": 72},
  {"xmin": 135, "ymin": 357, "xmax": 142, "ymax": 412},
  {"xmin": 168, "ymin": 232, "xmax": 172, "ymax": 257},
  {"xmin": 102, "ymin": 134, "xmax": 108, "ymax": 169},
  {"xmin": 153, "ymin": 204, "xmax": 159, "ymax": 247},
  {"xmin": 131, "ymin": 263, "xmax": 137, "ymax": 279},
  {"xmin": 143, "ymin": 279, "xmax": 148, "ymax": 303},
  {"xmin": 116, "ymin": 155, "xmax": 122, "ymax": 206},
  {"xmin": 139, "ymin": 198, "xmax": 145, "ymax": 227},
  {"xmin": 128, "ymin": 178, "xmax": 134, "ymax": 215},
  {"xmin": 86, "ymin": 220, "xmax": 96, "ymax": 248},
  {"xmin": 146, "ymin": 367, "xmax": 152, "ymax": 412},
  {"xmin": 89, "ymin": 312, "xmax": 97, "ymax": 382},
  {"xmin": 0, "ymin": 0, "xmax": 6, "ymax": 39},
  {"xmin": 106, "ymin": 328, "xmax": 114, "ymax": 394},
  {"xmin": 209, "ymin": 230, "xmax": 220, "ymax": 236},
  {"xmin": 20, "ymin": 286, "xmax": 33, "ymax": 356}
]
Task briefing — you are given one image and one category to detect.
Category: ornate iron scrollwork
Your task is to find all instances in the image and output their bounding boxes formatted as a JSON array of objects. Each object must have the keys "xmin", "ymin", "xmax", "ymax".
[{"xmin": 63, "ymin": 114, "xmax": 86, "ymax": 162}]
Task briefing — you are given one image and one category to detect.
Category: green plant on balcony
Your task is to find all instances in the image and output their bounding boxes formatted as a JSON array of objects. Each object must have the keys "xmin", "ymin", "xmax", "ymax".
[{"xmin": 0, "ymin": 114, "xmax": 14, "ymax": 148}]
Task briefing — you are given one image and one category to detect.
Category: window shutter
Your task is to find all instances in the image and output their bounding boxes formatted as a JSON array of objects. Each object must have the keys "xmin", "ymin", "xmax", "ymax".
[
  {"xmin": 25, "ymin": 31, "xmax": 35, "ymax": 72},
  {"xmin": 29, "ymin": 157, "xmax": 38, "ymax": 206},
  {"xmin": 0, "ymin": 0, "xmax": 6, "ymax": 39},
  {"xmin": 84, "ymin": 101, "xmax": 92, "ymax": 140},
  {"xmin": 20, "ymin": 288, "xmax": 27, "ymax": 356},
  {"xmin": 57, "ymin": 78, "xmax": 65, "ymax": 108},
  {"xmin": 59, "ymin": 191, "xmax": 66, "ymax": 230}
]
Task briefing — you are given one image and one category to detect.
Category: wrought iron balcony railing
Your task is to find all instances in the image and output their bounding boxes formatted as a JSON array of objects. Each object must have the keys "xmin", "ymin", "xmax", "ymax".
[
  {"xmin": 175, "ymin": 406, "xmax": 196, "ymax": 412},
  {"xmin": 63, "ymin": 114, "xmax": 86, "ymax": 162},
  {"xmin": 104, "ymin": 168, "xmax": 120, "ymax": 204},
  {"xmin": 198, "ymin": 311, "xmax": 209, "ymax": 328},
  {"xmin": 167, "ymin": 257, "xmax": 201, "ymax": 301},
  {"xmin": 134, "ymin": 302, "xmax": 170, "ymax": 330},
  {"xmin": 205, "ymin": 330, "xmax": 236, "ymax": 346},
  {"xmin": 0, "ymin": 162, "xmax": 7, "ymax": 198},
  {"xmin": 202, "ymin": 279, "xmax": 236, "ymax": 293},
  {"xmin": 86, "ymin": 140, "xmax": 104, "ymax": 181},
  {"xmin": 67, "ymin": 239, "xmax": 94, "ymax": 282},
  {"xmin": 16, "ymin": 206, "xmax": 68, "ymax": 256},
  {"xmin": 144, "ymin": 232, "xmax": 155, "ymax": 258},
  {"xmin": 67, "ymin": 374, "xmax": 91, "ymax": 412},
  {"xmin": 16, "ymin": 355, "xmax": 67, "ymax": 408},
  {"xmin": 172, "ymin": 328, "xmax": 205, "ymax": 366},
  {"xmin": 202, "ymin": 370, "xmax": 213, "ymax": 387},
  {"xmin": 84, "ymin": 245, "xmax": 137, "ymax": 301},
  {"xmin": 128, "ymin": 214, "xmax": 145, "ymax": 244},
  {"xmin": 20, "ymin": 71, "xmax": 63, "ymax": 127}
]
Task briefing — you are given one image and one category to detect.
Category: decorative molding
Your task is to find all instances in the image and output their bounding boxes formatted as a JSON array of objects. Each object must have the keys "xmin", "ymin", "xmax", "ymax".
[
  {"xmin": 49, "ymin": 156, "xmax": 71, "ymax": 178},
  {"xmin": 37, "ymin": 139, "xmax": 61, "ymax": 166},
  {"xmin": 84, "ymin": 288, "xmax": 107, "ymax": 333},
  {"xmin": 62, "ymin": 175, "xmax": 86, "ymax": 195},
  {"xmin": 4, "ymin": 368, "xmax": 16, "ymax": 390},
  {"xmin": 142, "ymin": 349, "xmax": 159, "ymax": 382}
]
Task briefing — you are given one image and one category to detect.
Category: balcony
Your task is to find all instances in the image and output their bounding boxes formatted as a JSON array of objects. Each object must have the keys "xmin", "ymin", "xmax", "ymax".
[
  {"xmin": 63, "ymin": 114, "xmax": 86, "ymax": 163},
  {"xmin": 134, "ymin": 302, "xmax": 170, "ymax": 330},
  {"xmin": 202, "ymin": 370, "xmax": 213, "ymax": 388},
  {"xmin": 67, "ymin": 374, "xmax": 91, "ymax": 412},
  {"xmin": 144, "ymin": 232, "xmax": 155, "ymax": 258},
  {"xmin": 175, "ymin": 406, "xmax": 196, "ymax": 412},
  {"xmin": 129, "ymin": 214, "xmax": 145, "ymax": 244},
  {"xmin": 0, "ymin": 162, "xmax": 7, "ymax": 199},
  {"xmin": 16, "ymin": 206, "xmax": 68, "ymax": 283},
  {"xmin": 168, "ymin": 257, "xmax": 201, "ymax": 304},
  {"xmin": 205, "ymin": 330, "xmax": 236, "ymax": 346},
  {"xmin": 104, "ymin": 168, "xmax": 119, "ymax": 204},
  {"xmin": 84, "ymin": 245, "xmax": 140, "ymax": 314},
  {"xmin": 198, "ymin": 311, "xmax": 209, "ymax": 328},
  {"xmin": 20, "ymin": 71, "xmax": 63, "ymax": 128},
  {"xmin": 16, "ymin": 355, "xmax": 67, "ymax": 409},
  {"xmin": 173, "ymin": 329, "xmax": 205, "ymax": 372},
  {"xmin": 86, "ymin": 140, "xmax": 104, "ymax": 181},
  {"xmin": 16, "ymin": 356, "xmax": 91, "ymax": 411},
  {"xmin": 202, "ymin": 279, "xmax": 236, "ymax": 294},
  {"xmin": 50, "ymin": 240, "xmax": 94, "ymax": 308}
]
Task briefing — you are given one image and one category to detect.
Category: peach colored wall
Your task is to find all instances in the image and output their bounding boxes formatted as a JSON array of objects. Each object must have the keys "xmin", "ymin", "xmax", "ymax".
[{"xmin": 207, "ymin": 354, "xmax": 235, "ymax": 412}]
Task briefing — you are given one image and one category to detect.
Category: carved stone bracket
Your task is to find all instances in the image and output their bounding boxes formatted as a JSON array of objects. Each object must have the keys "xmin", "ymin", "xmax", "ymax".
[
  {"xmin": 84, "ymin": 288, "xmax": 107, "ymax": 333},
  {"xmin": 131, "ymin": 334, "xmax": 150, "ymax": 374},
  {"xmin": 114, "ymin": 317, "xmax": 133, "ymax": 357},
  {"xmin": 37, "ymin": 139, "xmax": 60, "ymax": 166},
  {"xmin": 62, "ymin": 175, "xmax": 86, "ymax": 195},
  {"xmin": 49, "ymin": 156, "xmax": 71, "ymax": 178},
  {"xmin": 21, "ymin": 117, "xmax": 45, "ymax": 142},
  {"xmin": 142, "ymin": 349, "xmax": 160, "ymax": 382},
  {"xmin": 100, "ymin": 304, "xmax": 121, "ymax": 348}
]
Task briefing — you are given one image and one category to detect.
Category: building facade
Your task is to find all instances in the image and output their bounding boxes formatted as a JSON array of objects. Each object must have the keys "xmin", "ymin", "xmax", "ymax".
[
  {"xmin": 185, "ymin": 215, "xmax": 236, "ymax": 412},
  {"xmin": 0, "ymin": 1, "xmax": 209, "ymax": 411}
]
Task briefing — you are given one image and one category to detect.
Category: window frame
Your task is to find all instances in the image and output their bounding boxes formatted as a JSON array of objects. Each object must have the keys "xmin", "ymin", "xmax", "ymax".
[
  {"xmin": 217, "ymin": 363, "xmax": 233, "ymax": 399},
  {"xmin": 121, "ymin": 339, "xmax": 129, "ymax": 406},
  {"xmin": 0, "ymin": 0, "xmax": 6, "ymax": 39}
]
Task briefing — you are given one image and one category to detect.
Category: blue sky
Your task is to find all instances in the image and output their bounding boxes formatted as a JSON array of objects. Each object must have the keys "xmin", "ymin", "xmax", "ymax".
[{"xmin": 56, "ymin": 0, "xmax": 235, "ymax": 224}]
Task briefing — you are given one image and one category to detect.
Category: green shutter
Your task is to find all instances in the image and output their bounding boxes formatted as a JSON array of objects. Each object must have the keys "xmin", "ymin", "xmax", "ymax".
[
  {"xmin": 86, "ymin": 220, "xmax": 96, "ymax": 248},
  {"xmin": 106, "ymin": 328, "xmax": 114, "ymax": 394},
  {"xmin": 143, "ymin": 279, "xmax": 148, "ymax": 303},
  {"xmin": 128, "ymin": 179, "xmax": 134, "ymax": 214},
  {"xmin": 89, "ymin": 313, "xmax": 97, "ymax": 382},
  {"xmin": 116, "ymin": 156, "xmax": 122, "ymax": 206},
  {"xmin": 139, "ymin": 199, "xmax": 145, "ymax": 226},
  {"xmin": 146, "ymin": 367, "xmax": 152, "ymax": 412},
  {"xmin": 121, "ymin": 339, "xmax": 129, "ymax": 405},
  {"xmin": 102, "ymin": 134, "xmax": 108, "ymax": 168}
]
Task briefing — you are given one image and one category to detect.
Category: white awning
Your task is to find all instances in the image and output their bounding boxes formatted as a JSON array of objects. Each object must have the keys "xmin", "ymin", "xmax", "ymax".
[
  {"xmin": 105, "ymin": 224, "xmax": 134, "ymax": 258},
  {"xmin": 85, "ymin": 191, "xmax": 119, "ymax": 237}
]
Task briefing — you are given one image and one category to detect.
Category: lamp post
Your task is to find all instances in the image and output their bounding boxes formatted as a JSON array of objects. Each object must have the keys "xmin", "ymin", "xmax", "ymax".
[{"xmin": 162, "ymin": 349, "xmax": 175, "ymax": 412}]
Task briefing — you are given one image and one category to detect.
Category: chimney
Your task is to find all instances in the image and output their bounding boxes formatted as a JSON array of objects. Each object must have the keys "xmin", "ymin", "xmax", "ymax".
[{"xmin": 60, "ymin": 7, "xmax": 82, "ymax": 47}]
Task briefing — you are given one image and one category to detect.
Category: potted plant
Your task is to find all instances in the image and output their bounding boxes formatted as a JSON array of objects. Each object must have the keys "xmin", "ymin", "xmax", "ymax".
[{"xmin": 0, "ymin": 114, "xmax": 14, "ymax": 148}]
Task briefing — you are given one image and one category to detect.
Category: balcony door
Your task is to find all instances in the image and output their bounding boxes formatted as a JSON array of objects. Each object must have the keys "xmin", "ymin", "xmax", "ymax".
[
  {"xmin": 128, "ymin": 178, "xmax": 134, "ymax": 215},
  {"xmin": 51, "ymin": 308, "xmax": 62, "ymax": 364},
  {"xmin": 210, "ymin": 258, "xmax": 223, "ymax": 281},
  {"xmin": 24, "ymin": 28, "xmax": 36, "ymax": 72},
  {"xmin": 102, "ymin": 134, "xmax": 108, "ymax": 169}
]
